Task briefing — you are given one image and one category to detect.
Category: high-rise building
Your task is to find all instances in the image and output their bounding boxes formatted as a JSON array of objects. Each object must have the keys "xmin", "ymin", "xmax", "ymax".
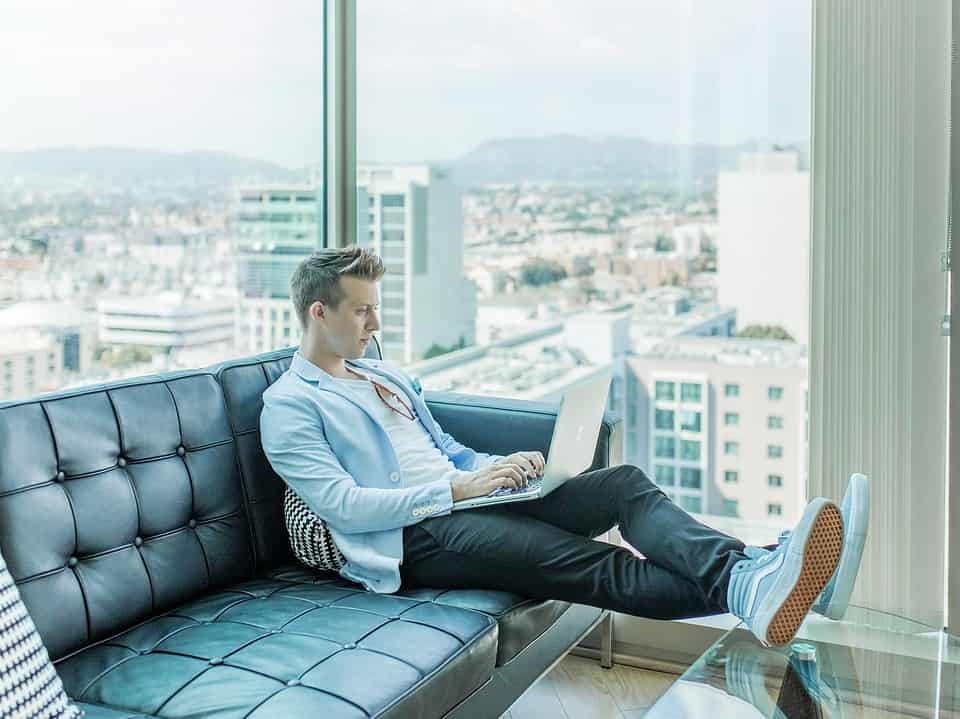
[
  {"xmin": 234, "ymin": 168, "xmax": 474, "ymax": 363},
  {"xmin": 234, "ymin": 185, "xmax": 322, "ymax": 354},
  {"xmin": 718, "ymin": 151, "xmax": 810, "ymax": 345},
  {"xmin": 357, "ymin": 165, "xmax": 477, "ymax": 364},
  {"xmin": 629, "ymin": 337, "xmax": 808, "ymax": 524}
]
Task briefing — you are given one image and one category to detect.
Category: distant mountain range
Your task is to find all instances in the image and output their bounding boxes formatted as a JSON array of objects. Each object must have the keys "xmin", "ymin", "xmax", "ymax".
[
  {"xmin": 450, "ymin": 135, "xmax": 807, "ymax": 188},
  {"xmin": 0, "ymin": 147, "xmax": 300, "ymax": 185},
  {"xmin": 0, "ymin": 136, "xmax": 807, "ymax": 188}
]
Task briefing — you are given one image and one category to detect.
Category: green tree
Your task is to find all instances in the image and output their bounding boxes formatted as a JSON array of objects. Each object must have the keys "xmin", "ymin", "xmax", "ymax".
[
  {"xmin": 423, "ymin": 335, "xmax": 467, "ymax": 360},
  {"xmin": 738, "ymin": 324, "xmax": 795, "ymax": 342},
  {"xmin": 519, "ymin": 258, "xmax": 567, "ymax": 287}
]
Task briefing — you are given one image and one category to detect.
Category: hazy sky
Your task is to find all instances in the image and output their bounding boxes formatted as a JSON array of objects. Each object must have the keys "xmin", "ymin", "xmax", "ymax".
[{"xmin": 2, "ymin": 0, "xmax": 811, "ymax": 167}]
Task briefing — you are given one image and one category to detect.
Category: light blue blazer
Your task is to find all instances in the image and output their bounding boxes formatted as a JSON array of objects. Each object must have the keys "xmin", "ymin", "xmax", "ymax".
[{"xmin": 259, "ymin": 350, "xmax": 504, "ymax": 593}]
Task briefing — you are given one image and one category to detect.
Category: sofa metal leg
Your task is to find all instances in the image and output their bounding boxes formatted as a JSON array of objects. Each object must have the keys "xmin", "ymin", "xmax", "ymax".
[{"xmin": 600, "ymin": 611, "xmax": 613, "ymax": 668}]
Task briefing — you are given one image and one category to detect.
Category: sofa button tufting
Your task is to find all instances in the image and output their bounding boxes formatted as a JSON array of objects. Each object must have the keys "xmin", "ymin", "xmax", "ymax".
[
  {"xmin": 134, "ymin": 537, "xmax": 143, "ymax": 547},
  {"xmin": 286, "ymin": 679, "xmax": 301, "ymax": 687},
  {"xmin": 188, "ymin": 519, "xmax": 197, "ymax": 529},
  {"xmin": 55, "ymin": 471, "xmax": 65, "ymax": 482},
  {"xmin": 270, "ymin": 629, "xmax": 281, "ymax": 634},
  {"xmin": 209, "ymin": 657, "xmax": 223, "ymax": 666},
  {"xmin": 117, "ymin": 457, "xmax": 127, "ymax": 468},
  {"xmin": 67, "ymin": 557, "xmax": 78, "ymax": 568},
  {"xmin": 389, "ymin": 471, "xmax": 400, "ymax": 482},
  {"xmin": 343, "ymin": 642, "xmax": 356, "ymax": 649},
  {"xmin": 177, "ymin": 446, "xmax": 186, "ymax": 457}
]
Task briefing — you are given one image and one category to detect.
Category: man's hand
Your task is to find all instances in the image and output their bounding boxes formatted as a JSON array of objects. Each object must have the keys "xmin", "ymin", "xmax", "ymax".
[
  {"xmin": 497, "ymin": 451, "xmax": 545, "ymax": 479},
  {"xmin": 451, "ymin": 462, "xmax": 528, "ymax": 501},
  {"xmin": 449, "ymin": 451, "xmax": 546, "ymax": 502}
]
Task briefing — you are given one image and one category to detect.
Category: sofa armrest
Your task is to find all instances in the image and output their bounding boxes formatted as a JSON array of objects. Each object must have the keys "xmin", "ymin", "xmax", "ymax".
[{"xmin": 424, "ymin": 391, "xmax": 624, "ymax": 474}]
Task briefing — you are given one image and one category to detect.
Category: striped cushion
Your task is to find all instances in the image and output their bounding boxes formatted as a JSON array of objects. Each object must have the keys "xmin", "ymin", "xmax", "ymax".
[
  {"xmin": 0, "ymin": 550, "xmax": 81, "ymax": 719},
  {"xmin": 283, "ymin": 486, "xmax": 347, "ymax": 572}
]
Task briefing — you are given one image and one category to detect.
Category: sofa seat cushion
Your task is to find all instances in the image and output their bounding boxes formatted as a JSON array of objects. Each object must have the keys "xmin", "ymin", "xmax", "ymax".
[
  {"xmin": 266, "ymin": 565, "xmax": 571, "ymax": 667},
  {"xmin": 397, "ymin": 586, "xmax": 570, "ymax": 666},
  {"xmin": 268, "ymin": 564, "xmax": 570, "ymax": 667},
  {"xmin": 55, "ymin": 571, "xmax": 497, "ymax": 718}
]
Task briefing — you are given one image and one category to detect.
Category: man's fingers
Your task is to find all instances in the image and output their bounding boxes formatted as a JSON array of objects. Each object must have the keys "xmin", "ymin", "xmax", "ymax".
[
  {"xmin": 493, "ymin": 463, "xmax": 524, "ymax": 487},
  {"xmin": 522, "ymin": 451, "xmax": 544, "ymax": 474}
]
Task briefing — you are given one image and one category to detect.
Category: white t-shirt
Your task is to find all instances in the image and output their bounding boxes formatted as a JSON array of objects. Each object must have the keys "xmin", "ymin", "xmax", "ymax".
[{"xmin": 330, "ymin": 371, "xmax": 474, "ymax": 488}]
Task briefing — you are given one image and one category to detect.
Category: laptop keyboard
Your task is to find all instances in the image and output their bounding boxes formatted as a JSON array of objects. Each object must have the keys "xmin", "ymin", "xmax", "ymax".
[{"xmin": 487, "ymin": 475, "xmax": 545, "ymax": 497}]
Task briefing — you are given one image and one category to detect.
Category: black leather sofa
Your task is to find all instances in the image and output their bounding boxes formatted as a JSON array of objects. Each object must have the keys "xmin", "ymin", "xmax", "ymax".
[{"xmin": 0, "ymin": 342, "xmax": 620, "ymax": 718}]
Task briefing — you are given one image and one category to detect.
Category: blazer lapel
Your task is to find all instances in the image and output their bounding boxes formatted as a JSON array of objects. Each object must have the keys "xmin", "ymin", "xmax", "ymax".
[
  {"xmin": 346, "ymin": 359, "xmax": 442, "ymax": 446},
  {"xmin": 289, "ymin": 350, "xmax": 443, "ymax": 448}
]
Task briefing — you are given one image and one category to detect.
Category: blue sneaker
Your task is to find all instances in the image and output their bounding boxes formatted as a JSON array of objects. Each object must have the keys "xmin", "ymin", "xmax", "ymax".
[
  {"xmin": 778, "ymin": 473, "xmax": 869, "ymax": 620},
  {"xmin": 727, "ymin": 498, "xmax": 844, "ymax": 647}
]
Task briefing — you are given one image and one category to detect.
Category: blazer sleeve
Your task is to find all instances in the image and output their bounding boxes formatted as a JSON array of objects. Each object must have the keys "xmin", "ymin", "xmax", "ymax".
[
  {"xmin": 260, "ymin": 393, "xmax": 455, "ymax": 534},
  {"xmin": 427, "ymin": 413, "xmax": 506, "ymax": 471}
]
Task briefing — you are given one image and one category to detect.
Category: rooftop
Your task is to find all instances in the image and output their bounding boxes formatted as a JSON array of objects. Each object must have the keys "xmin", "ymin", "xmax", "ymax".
[
  {"xmin": 638, "ymin": 336, "xmax": 808, "ymax": 368},
  {"xmin": 0, "ymin": 301, "xmax": 94, "ymax": 329}
]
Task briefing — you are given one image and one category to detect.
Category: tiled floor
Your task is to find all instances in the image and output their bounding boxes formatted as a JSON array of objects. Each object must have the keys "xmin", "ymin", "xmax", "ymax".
[{"xmin": 499, "ymin": 654, "xmax": 678, "ymax": 719}]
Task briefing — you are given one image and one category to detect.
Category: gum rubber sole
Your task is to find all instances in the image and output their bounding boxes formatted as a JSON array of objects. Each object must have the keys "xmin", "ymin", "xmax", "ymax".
[{"xmin": 765, "ymin": 502, "xmax": 844, "ymax": 646}]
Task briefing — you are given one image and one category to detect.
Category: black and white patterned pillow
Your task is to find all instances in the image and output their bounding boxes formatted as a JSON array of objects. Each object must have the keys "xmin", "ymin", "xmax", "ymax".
[
  {"xmin": 0, "ymin": 549, "xmax": 82, "ymax": 719},
  {"xmin": 283, "ymin": 486, "xmax": 347, "ymax": 572}
]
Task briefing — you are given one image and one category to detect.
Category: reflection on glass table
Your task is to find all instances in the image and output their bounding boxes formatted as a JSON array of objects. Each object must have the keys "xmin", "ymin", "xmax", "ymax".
[{"xmin": 644, "ymin": 605, "xmax": 960, "ymax": 718}]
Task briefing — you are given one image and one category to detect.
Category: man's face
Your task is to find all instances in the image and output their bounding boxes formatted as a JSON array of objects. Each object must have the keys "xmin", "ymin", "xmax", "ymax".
[{"xmin": 314, "ymin": 276, "xmax": 381, "ymax": 358}]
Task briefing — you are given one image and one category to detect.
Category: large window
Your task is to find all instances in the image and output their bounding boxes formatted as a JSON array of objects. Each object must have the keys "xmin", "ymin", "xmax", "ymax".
[
  {"xmin": 1, "ymin": 2, "xmax": 325, "ymax": 397},
  {"xmin": 357, "ymin": 0, "xmax": 813, "ymax": 530},
  {"xmin": 1, "ymin": 1, "xmax": 813, "ymax": 534}
]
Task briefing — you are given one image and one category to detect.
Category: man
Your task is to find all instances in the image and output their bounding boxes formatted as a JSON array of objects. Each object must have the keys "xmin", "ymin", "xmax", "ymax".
[{"xmin": 260, "ymin": 247, "xmax": 869, "ymax": 647}]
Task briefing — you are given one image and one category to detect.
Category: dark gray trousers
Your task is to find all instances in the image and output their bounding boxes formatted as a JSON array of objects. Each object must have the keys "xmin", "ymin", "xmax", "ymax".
[{"xmin": 400, "ymin": 464, "xmax": 757, "ymax": 619}]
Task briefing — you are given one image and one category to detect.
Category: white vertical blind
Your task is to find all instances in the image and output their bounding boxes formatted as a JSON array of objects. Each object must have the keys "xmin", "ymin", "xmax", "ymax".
[{"xmin": 809, "ymin": 0, "xmax": 950, "ymax": 627}]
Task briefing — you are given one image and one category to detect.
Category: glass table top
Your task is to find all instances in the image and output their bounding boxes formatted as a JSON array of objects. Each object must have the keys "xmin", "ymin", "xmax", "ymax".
[{"xmin": 643, "ymin": 606, "xmax": 960, "ymax": 718}]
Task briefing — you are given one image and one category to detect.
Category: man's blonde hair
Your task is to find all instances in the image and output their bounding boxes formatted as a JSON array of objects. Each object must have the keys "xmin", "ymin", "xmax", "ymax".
[{"xmin": 289, "ymin": 246, "xmax": 385, "ymax": 330}]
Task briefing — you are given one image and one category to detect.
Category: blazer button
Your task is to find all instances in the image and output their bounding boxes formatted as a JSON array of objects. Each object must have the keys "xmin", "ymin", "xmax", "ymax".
[{"xmin": 389, "ymin": 472, "xmax": 400, "ymax": 482}]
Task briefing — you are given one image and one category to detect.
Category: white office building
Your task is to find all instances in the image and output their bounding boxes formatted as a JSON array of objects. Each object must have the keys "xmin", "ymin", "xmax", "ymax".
[
  {"xmin": 98, "ymin": 292, "xmax": 235, "ymax": 352},
  {"xmin": 233, "ymin": 185, "xmax": 323, "ymax": 355},
  {"xmin": 358, "ymin": 165, "xmax": 477, "ymax": 364},
  {"xmin": 718, "ymin": 151, "xmax": 810, "ymax": 344},
  {"xmin": 629, "ymin": 337, "xmax": 808, "ymax": 524},
  {"xmin": 0, "ymin": 301, "xmax": 97, "ymax": 379},
  {"xmin": 0, "ymin": 331, "xmax": 62, "ymax": 401}
]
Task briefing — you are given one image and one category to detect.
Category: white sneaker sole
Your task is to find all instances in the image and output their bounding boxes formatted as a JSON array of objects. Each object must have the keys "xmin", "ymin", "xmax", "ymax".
[{"xmin": 820, "ymin": 473, "xmax": 870, "ymax": 620}]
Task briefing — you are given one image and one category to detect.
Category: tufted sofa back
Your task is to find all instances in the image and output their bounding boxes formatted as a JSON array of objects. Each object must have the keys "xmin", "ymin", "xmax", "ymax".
[
  {"xmin": 0, "ymin": 371, "xmax": 257, "ymax": 660},
  {"xmin": 0, "ymin": 342, "xmax": 382, "ymax": 662},
  {"xmin": 214, "ymin": 339, "xmax": 383, "ymax": 571}
]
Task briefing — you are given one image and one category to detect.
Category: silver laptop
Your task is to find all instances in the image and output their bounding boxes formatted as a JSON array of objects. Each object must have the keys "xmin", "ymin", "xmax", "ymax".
[{"xmin": 452, "ymin": 371, "xmax": 613, "ymax": 511}]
